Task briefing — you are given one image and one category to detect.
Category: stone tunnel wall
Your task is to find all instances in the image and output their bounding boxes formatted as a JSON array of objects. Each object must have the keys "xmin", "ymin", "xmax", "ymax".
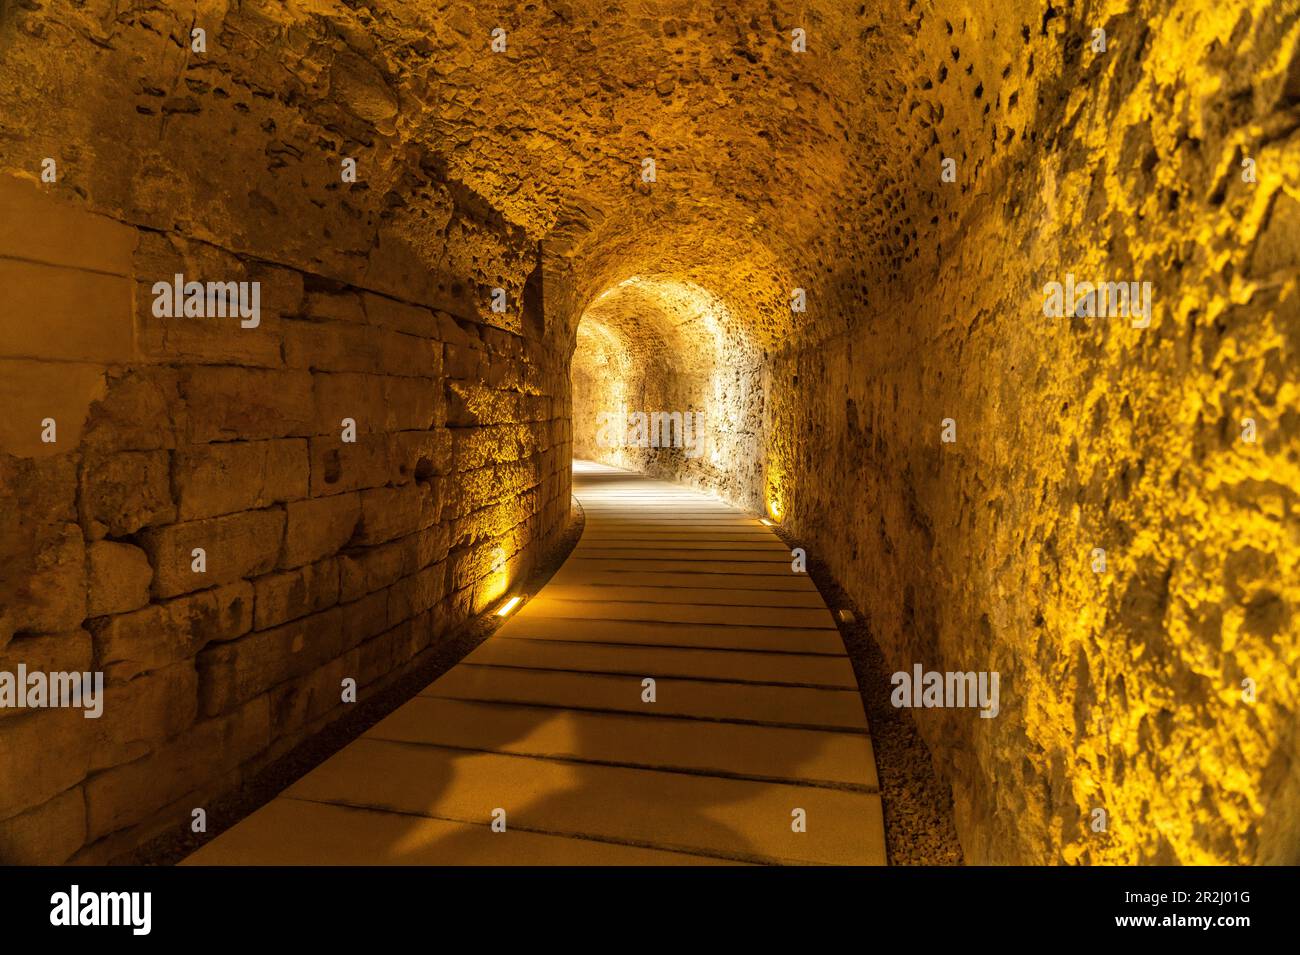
[
  {"xmin": 0, "ymin": 5, "xmax": 572, "ymax": 863},
  {"xmin": 570, "ymin": 317, "xmax": 666, "ymax": 468},
  {"xmin": 0, "ymin": 177, "xmax": 571, "ymax": 864},
  {"xmin": 763, "ymin": 6, "xmax": 1300, "ymax": 864}
]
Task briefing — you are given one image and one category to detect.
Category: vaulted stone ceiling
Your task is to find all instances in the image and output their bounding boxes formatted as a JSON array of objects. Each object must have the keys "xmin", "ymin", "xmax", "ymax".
[{"xmin": 0, "ymin": 0, "xmax": 1012, "ymax": 346}]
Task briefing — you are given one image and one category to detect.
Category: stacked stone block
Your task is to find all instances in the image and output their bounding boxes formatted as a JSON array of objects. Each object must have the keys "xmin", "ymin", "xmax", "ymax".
[{"xmin": 0, "ymin": 176, "xmax": 571, "ymax": 863}]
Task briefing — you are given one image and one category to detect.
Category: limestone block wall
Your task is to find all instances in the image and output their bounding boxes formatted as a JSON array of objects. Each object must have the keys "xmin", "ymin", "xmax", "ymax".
[{"xmin": 0, "ymin": 176, "xmax": 571, "ymax": 863}]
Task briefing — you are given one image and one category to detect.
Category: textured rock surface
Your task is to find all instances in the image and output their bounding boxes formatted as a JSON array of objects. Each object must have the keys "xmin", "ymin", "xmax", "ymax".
[{"xmin": 0, "ymin": 0, "xmax": 1297, "ymax": 865}]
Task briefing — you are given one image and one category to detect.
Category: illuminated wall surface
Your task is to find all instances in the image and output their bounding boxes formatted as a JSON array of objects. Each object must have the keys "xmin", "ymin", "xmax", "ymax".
[{"xmin": 0, "ymin": 0, "xmax": 1298, "ymax": 865}]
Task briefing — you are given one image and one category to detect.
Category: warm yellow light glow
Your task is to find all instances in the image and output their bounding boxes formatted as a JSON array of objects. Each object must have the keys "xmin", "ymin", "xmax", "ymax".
[
  {"xmin": 496, "ymin": 595, "xmax": 523, "ymax": 617},
  {"xmin": 759, "ymin": 517, "xmax": 774, "ymax": 526},
  {"xmin": 764, "ymin": 456, "xmax": 788, "ymax": 522},
  {"xmin": 574, "ymin": 275, "xmax": 755, "ymax": 476}
]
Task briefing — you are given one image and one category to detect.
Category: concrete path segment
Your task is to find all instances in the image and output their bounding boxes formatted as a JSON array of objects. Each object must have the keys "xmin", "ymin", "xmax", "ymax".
[{"xmin": 185, "ymin": 460, "xmax": 886, "ymax": 866}]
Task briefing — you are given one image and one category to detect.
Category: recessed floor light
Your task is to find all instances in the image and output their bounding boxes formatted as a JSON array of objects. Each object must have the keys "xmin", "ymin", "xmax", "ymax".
[{"xmin": 496, "ymin": 595, "xmax": 524, "ymax": 617}]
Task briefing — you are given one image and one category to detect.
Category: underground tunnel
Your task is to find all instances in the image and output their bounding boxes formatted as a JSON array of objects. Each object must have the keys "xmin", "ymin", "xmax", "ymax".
[{"xmin": 0, "ymin": 0, "xmax": 1298, "ymax": 882}]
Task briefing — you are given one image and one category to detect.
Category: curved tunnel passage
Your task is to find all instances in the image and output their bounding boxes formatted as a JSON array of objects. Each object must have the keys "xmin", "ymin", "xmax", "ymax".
[
  {"xmin": 186, "ymin": 461, "xmax": 885, "ymax": 865},
  {"xmin": 0, "ymin": 0, "xmax": 1297, "ymax": 868}
]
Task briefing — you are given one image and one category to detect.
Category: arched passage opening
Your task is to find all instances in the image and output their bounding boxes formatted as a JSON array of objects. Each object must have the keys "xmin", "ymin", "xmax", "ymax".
[{"xmin": 571, "ymin": 274, "xmax": 766, "ymax": 509}]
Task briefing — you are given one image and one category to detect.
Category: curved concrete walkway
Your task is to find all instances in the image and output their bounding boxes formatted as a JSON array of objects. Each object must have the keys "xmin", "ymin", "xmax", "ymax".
[{"xmin": 186, "ymin": 461, "xmax": 885, "ymax": 865}]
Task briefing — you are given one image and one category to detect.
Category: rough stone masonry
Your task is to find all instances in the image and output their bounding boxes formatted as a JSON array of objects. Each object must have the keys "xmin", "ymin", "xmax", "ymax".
[{"xmin": 1, "ymin": 0, "xmax": 1298, "ymax": 867}]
